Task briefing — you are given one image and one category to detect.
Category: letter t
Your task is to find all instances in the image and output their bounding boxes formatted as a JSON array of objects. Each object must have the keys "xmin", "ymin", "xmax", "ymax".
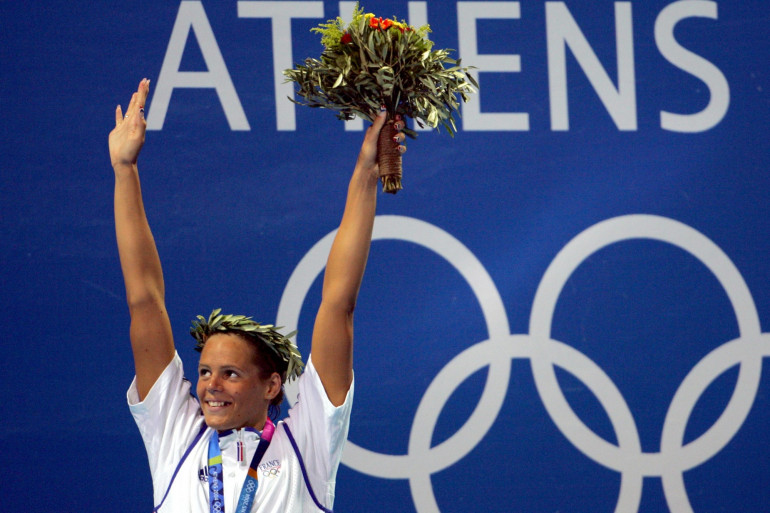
[{"xmin": 238, "ymin": 1, "xmax": 325, "ymax": 131}]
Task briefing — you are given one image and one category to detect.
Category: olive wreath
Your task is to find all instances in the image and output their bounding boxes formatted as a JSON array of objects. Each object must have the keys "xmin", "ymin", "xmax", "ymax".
[{"xmin": 190, "ymin": 308, "xmax": 303, "ymax": 382}]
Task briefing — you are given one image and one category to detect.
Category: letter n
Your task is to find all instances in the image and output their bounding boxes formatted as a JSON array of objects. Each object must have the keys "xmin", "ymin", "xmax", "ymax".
[
  {"xmin": 546, "ymin": 2, "xmax": 637, "ymax": 131},
  {"xmin": 147, "ymin": 1, "xmax": 249, "ymax": 130}
]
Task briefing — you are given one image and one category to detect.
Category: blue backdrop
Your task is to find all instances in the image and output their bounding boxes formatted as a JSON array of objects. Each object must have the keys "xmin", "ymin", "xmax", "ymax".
[{"xmin": 2, "ymin": 1, "xmax": 768, "ymax": 512}]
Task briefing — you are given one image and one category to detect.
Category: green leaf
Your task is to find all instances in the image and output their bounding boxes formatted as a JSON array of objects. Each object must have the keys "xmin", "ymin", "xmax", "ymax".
[{"xmin": 283, "ymin": 3, "xmax": 477, "ymax": 138}]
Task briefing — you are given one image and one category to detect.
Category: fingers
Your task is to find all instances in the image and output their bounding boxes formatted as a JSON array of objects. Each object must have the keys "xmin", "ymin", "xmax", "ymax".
[
  {"xmin": 109, "ymin": 79, "xmax": 151, "ymax": 166},
  {"xmin": 122, "ymin": 79, "xmax": 150, "ymax": 122},
  {"xmin": 136, "ymin": 78, "xmax": 150, "ymax": 118},
  {"xmin": 393, "ymin": 115, "xmax": 406, "ymax": 154},
  {"xmin": 391, "ymin": 133, "xmax": 407, "ymax": 154},
  {"xmin": 126, "ymin": 92, "xmax": 137, "ymax": 119},
  {"xmin": 377, "ymin": 113, "xmax": 406, "ymax": 150},
  {"xmin": 366, "ymin": 108, "xmax": 388, "ymax": 141},
  {"xmin": 360, "ymin": 110, "xmax": 407, "ymax": 168},
  {"xmin": 360, "ymin": 109, "xmax": 388, "ymax": 159}
]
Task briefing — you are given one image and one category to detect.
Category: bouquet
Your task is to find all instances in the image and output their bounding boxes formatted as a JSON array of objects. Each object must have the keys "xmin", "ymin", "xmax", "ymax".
[{"xmin": 284, "ymin": 3, "xmax": 477, "ymax": 193}]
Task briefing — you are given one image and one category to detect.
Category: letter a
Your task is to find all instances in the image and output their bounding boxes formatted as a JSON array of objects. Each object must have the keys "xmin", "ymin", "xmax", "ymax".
[{"xmin": 147, "ymin": 1, "xmax": 249, "ymax": 130}]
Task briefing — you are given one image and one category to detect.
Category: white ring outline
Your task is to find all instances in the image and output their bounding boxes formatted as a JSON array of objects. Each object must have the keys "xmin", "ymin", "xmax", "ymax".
[
  {"xmin": 529, "ymin": 215, "xmax": 763, "ymax": 467},
  {"xmin": 278, "ymin": 215, "xmax": 511, "ymax": 477},
  {"xmin": 276, "ymin": 214, "xmax": 769, "ymax": 513}
]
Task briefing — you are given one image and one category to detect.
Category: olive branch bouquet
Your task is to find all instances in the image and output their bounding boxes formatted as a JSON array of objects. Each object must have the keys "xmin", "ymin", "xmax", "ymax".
[{"xmin": 283, "ymin": 3, "xmax": 478, "ymax": 193}]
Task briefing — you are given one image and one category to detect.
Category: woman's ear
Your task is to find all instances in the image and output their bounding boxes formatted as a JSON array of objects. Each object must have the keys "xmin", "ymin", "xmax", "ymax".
[{"xmin": 265, "ymin": 372, "xmax": 282, "ymax": 401}]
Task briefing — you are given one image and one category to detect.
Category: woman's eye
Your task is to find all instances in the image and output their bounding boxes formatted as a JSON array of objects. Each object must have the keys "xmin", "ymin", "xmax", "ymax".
[
  {"xmin": 199, "ymin": 369, "xmax": 210, "ymax": 377},
  {"xmin": 225, "ymin": 370, "xmax": 238, "ymax": 378}
]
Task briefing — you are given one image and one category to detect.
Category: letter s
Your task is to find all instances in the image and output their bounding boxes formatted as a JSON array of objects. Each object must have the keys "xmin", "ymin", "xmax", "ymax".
[{"xmin": 655, "ymin": 0, "xmax": 729, "ymax": 132}]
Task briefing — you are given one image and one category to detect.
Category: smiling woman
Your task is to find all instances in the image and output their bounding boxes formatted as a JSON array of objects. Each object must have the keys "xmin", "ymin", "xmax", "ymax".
[
  {"xmin": 196, "ymin": 333, "xmax": 281, "ymax": 432},
  {"xmin": 191, "ymin": 309, "xmax": 302, "ymax": 426},
  {"xmin": 110, "ymin": 79, "xmax": 406, "ymax": 512}
]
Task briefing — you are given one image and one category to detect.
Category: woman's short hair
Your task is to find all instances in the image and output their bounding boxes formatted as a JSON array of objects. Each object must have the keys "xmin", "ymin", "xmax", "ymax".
[{"xmin": 190, "ymin": 309, "xmax": 305, "ymax": 419}]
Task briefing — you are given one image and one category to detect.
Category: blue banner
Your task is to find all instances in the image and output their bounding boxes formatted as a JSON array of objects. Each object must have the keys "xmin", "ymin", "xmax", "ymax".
[{"xmin": 2, "ymin": 1, "xmax": 768, "ymax": 511}]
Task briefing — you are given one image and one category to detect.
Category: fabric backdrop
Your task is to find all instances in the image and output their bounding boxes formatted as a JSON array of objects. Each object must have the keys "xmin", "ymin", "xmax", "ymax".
[{"xmin": 2, "ymin": 1, "xmax": 768, "ymax": 511}]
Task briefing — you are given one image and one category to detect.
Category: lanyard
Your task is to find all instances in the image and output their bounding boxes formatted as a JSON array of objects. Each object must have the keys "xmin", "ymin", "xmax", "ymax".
[{"xmin": 208, "ymin": 419, "xmax": 275, "ymax": 513}]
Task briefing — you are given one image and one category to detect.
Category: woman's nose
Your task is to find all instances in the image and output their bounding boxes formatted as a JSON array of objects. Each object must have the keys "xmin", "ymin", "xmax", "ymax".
[{"xmin": 207, "ymin": 373, "xmax": 222, "ymax": 391}]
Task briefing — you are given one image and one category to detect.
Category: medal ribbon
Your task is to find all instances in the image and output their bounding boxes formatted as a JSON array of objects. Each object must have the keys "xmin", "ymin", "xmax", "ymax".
[{"xmin": 208, "ymin": 419, "xmax": 275, "ymax": 513}]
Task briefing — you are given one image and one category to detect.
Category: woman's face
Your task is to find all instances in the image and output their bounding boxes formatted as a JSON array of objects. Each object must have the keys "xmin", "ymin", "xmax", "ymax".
[{"xmin": 196, "ymin": 333, "xmax": 278, "ymax": 431}]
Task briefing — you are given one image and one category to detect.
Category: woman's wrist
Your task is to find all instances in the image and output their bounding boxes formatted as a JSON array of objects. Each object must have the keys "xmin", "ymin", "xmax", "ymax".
[
  {"xmin": 352, "ymin": 162, "xmax": 380, "ymax": 189},
  {"xmin": 113, "ymin": 161, "xmax": 139, "ymax": 178}
]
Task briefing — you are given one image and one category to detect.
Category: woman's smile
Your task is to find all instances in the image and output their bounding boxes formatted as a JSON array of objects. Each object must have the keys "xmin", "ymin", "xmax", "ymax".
[{"xmin": 196, "ymin": 333, "xmax": 273, "ymax": 431}]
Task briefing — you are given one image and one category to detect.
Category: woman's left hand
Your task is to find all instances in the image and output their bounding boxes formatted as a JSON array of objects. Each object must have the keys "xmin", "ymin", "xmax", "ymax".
[{"xmin": 355, "ymin": 111, "xmax": 406, "ymax": 177}]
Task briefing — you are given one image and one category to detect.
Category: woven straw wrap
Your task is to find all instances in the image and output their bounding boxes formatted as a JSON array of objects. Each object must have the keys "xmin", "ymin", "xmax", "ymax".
[{"xmin": 377, "ymin": 120, "xmax": 402, "ymax": 194}]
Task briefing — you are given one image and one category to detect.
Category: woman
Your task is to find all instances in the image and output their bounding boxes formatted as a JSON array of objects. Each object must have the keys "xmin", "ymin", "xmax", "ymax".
[{"xmin": 109, "ymin": 78, "xmax": 404, "ymax": 512}]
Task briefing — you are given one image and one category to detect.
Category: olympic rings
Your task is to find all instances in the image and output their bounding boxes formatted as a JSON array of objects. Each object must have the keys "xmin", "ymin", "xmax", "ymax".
[
  {"xmin": 276, "ymin": 214, "xmax": 770, "ymax": 513},
  {"xmin": 262, "ymin": 468, "xmax": 280, "ymax": 477}
]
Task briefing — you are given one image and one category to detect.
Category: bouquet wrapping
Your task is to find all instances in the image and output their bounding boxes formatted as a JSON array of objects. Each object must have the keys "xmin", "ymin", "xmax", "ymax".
[{"xmin": 284, "ymin": 4, "xmax": 477, "ymax": 193}]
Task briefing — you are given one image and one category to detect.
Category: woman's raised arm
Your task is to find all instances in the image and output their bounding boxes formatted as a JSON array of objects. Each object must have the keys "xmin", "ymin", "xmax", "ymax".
[
  {"xmin": 310, "ymin": 111, "xmax": 405, "ymax": 405},
  {"xmin": 110, "ymin": 79, "xmax": 174, "ymax": 400}
]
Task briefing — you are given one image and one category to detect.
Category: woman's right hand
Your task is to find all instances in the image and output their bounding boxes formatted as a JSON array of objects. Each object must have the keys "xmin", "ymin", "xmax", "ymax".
[{"xmin": 109, "ymin": 78, "xmax": 150, "ymax": 169}]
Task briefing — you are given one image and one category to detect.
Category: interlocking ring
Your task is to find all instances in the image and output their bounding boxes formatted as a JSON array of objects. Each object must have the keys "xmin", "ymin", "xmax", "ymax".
[{"xmin": 277, "ymin": 214, "xmax": 769, "ymax": 513}]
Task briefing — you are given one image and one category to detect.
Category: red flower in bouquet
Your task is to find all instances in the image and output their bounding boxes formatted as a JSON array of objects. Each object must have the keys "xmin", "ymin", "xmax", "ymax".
[{"xmin": 284, "ymin": 3, "xmax": 478, "ymax": 193}]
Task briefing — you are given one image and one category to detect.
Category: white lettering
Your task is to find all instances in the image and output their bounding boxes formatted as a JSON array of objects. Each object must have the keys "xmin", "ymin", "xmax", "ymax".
[
  {"xmin": 457, "ymin": 2, "xmax": 529, "ymax": 131},
  {"xmin": 546, "ymin": 2, "xmax": 637, "ymax": 131},
  {"xmin": 147, "ymin": 1, "xmax": 730, "ymax": 134},
  {"xmin": 655, "ymin": 0, "xmax": 729, "ymax": 132},
  {"xmin": 148, "ymin": 1, "xmax": 249, "ymax": 131},
  {"xmin": 237, "ymin": 1, "xmax": 325, "ymax": 131}
]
